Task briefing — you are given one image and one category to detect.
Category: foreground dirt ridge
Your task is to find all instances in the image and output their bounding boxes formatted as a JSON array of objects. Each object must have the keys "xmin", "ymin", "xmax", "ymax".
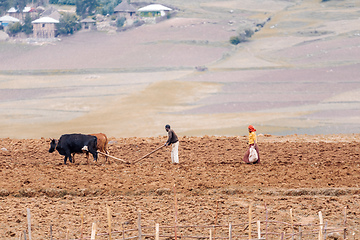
[{"xmin": 0, "ymin": 134, "xmax": 360, "ymax": 239}]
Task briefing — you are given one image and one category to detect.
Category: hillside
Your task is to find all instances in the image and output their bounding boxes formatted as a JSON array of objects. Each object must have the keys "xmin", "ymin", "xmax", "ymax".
[{"xmin": 0, "ymin": 0, "xmax": 359, "ymax": 138}]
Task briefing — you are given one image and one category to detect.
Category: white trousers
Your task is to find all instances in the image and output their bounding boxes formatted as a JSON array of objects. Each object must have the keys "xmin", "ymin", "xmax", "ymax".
[{"xmin": 171, "ymin": 141, "xmax": 179, "ymax": 163}]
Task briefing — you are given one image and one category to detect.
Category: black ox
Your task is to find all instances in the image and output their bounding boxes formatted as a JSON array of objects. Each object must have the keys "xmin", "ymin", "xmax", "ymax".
[{"xmin": 49, "ymin": 133, "xmax": 98, "ymax": 164}]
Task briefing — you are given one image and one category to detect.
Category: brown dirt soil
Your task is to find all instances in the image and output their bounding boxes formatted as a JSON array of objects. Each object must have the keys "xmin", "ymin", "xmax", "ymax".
[{"xmin": 1, "ymin": 134, "xmax": 360, "ymax": 239}]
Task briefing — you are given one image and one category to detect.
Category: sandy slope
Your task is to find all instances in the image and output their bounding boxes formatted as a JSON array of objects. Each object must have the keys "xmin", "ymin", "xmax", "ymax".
[{"xmin": 0, "ymin": 0, "xmax": 360, "ymax": 138}]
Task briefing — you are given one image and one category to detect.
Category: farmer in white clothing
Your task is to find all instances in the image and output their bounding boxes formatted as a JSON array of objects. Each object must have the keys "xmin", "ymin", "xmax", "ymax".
[{"xmin": 164, "ymin": 124, "xmax": 179, "ymax": 164}]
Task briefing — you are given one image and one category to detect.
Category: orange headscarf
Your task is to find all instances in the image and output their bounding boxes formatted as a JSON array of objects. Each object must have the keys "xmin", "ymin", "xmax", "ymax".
[{"xmin": 248, "ymin": 125, "xmax": 256, "ymax": 132}]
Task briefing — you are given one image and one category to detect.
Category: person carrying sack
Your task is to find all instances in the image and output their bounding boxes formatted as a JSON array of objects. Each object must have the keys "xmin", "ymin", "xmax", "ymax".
[{"xmin": 242, "ymin": 125, "xmax": 260, "ymax": 164}]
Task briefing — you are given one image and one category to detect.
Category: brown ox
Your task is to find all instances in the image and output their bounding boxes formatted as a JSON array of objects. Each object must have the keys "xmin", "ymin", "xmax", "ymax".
[
  {"xmin": 90, "ymin": 133, "xmax": 109, "ymax": 163},
  {"xmin": 72, "ymin": 133, "xmax": 109, "ymax": 164}
]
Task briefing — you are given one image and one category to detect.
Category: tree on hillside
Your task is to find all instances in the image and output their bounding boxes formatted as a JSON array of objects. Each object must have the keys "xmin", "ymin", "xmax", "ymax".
[
  {"xmin": 22, "ymin": 13, "xmax": 33, "ymax": 35},
  {"xmin": 76, "ymin": 0, "xmax": 98, "ymax": 17},
  {"xmin": 14, "ymin": 0, "xmax": 27, "ymax": 19},
  {"xmin": 57, "ymin": 13, "xmax": 81, "ymax": 35},
  {"xmin": 98, "ymin": 0, "xmax": 120, "ymax": 15},
  {"xmin": 229, "ymin": 28, "xmax": 254, "ymax": 45},
  {"xmin": 51, "ymin": 0, "xmax": 76, "ymax": 5},
  {"xmin": 244, "ymin": 28, "xmax": 254, "ymax": 38},
  {"xmin": 7, "ymin": 22, "xmax": 22, "ymax": 36},
  {"xmin": 116, "ymin": 16, "xmax": 125, "ymax": 27},
  {"xmin": 0, "ymin": 0, "xmax": 11, "ymax": 16}
]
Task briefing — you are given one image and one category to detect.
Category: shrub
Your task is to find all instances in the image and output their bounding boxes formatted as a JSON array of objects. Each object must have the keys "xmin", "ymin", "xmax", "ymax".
[
  {"xmin": 7, "ymin": 22, "xmax": 22, "ymax": 36},
  {"xmin": 57, "ymin": 13, "xmax": 82, "ymax": 35},
  {"xmin": 229, "ymin": 36, "xmax": 240, "ymax": 45},
  {"xmin": 116, "ymin": 16, "xmax": 126, "ymax": 27},
  {"xmin": 245, "ymin": 28, "xmax": 254, "ymax": 38},
  {"xmin": 229, "ymin": 28, "xmax": 254, "ymax": 45},
  {"xmin": 22, "ymin": 13, "xmax": 33, "ymax": 35}
]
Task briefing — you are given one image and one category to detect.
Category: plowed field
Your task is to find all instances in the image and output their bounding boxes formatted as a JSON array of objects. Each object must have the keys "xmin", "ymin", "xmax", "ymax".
[{"xmin": 1, "ymin": 134, "xmax": 360, "ymax": 239}]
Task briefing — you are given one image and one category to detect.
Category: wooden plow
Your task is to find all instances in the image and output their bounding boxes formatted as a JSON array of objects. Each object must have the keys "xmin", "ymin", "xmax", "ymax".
[{"xmin": 96, "ymin": 144, "xmax": 165, "ymax": 164}]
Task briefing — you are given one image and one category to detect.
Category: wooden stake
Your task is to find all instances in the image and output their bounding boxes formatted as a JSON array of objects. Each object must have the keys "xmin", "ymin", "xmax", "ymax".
[
  {"xmin": 155, "ymin": 223, "xmax": 160, "ymax": 240},
  {"xmin": 248, "ymin": 203, "xmax": 252, "ymax": 240},
  {"xmin": 66, "ymin": 229, "xmax": 69, "ymax": 240},
  {"xmin": 257, "ymin": 220, "xmax": 261, "ymax": 239},
  {"xmin": 280, "ymin": 232, "xmax": 284, "ymax": 240},
  {"xmin": 324, "ymin": 222, "xmax": 328, "ymax": 239},
  {"xmin": 215, "ymin": 200, "xmax": 219, "ymax": 224},
  {"xmin": 290, "ymin": 208, "xmax": 294, "ymax": 240},
  {"xmin": 214, "ymin": 200, "xmax": 219, "ymax": 237},
  {"xmin": 344, "ymin": 207, "xmax": 347, "ymax": 240},
  {"xmin": 26, "ymin": 208, "xmax": 32, "ymax": 240},
  {"xmin": 80, "ymin": 212, "xmax": 84, "ymax": 240},
  {"xmin": 318, "ymin": 211, "xmax": 323, "ymax": 240},
  {"xmin": 97, "ymin": 151, "xmax": 128, "ymax": 163},
  {"xmin": 133, "ymin": 145, "xmax": 165, "ymax": 164},
  {"xmin": 50, "ymin": 224, "xmax": 53, "ymax": 240},
  {"xmin": 265, "ymin": 202, "xmax": 268, "ymax": 240},
  {"xmin": 138, "ymin": 211, "xmax": 142, "ymax": 240},
  {"xmin": 107, "ymin": 205, "xmax": 112, "ymax": 240},
  {"xmin": 229, "ymin": 222, "xmax": 232, "ymax": 240},
  {"xmin": 209, "ymin": 228, "xmax": 213, "ymax": 240},
  {"xmin": 173, "ymin": 184, "xmax": 178, "ymax": 240},
  {"xmin": 23, "ymin": 230, "xmax": 27, "ymax": 240},
  {"xmin": 91, "ymin": 222, "xmax": 97, "ymax": 240}
]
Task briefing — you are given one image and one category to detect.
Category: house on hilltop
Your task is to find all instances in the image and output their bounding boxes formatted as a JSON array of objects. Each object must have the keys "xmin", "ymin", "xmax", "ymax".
[
  {"xmin": 23, "ymin": 7, "xmax": 37, "ymax": 19},
  {"xmin": 80, "ymin": 18, "xmax": 96, "ymax": 30},
  {"xmin": 137, "ymin": 4, "xmax": 173, "ymax": 24},
  {"xmin": 138, "ymin": 4, "xmax": 172, "ymax": 17},
  {"xmin": 7, "ymin": 7, "xmax": 19, "ymax": 19},
  {"xmin": 32, "ymin": 17, "xmax": 59, "ymax": 38},
  {"xmin": 0, "ymin": 15, "xmax": 20, "ymax": 27},
  {"xmin": 114, "ymin": 1, "xmax": 137, "ymax": 19},
  {"xmin": 7, "ymin": 6, "xmax": 36, "ymax": 20},
  {"xmin": 41, "ymin": 7, "xmax": 61, "ymax": 21}
]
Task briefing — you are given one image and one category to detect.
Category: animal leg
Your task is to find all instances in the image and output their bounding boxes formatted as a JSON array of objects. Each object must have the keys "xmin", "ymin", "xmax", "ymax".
[
  {"xmin": 105, "ymin": 150, "xmax": 110, "ymax": 164},
  {"xmin": 91, "ymin": 149, "xmax": 98, "ymax": 162},
  {"xmin": 93, "ymin": 152, "xmax": 98, "ymax": 162},
  {"xmin": 67, "ymin": 151, "xmax": 73, "ymax": 164},
  {"xmin": 86, "ymin": 152, "xmax": 89, "ymax": 164},
  {"xmin": 104, "ymin": 141, "xmax": 109, "ymax": 163}
]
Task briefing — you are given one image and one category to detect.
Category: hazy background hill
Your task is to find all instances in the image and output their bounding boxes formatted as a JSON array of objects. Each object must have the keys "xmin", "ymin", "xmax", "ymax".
[{"xmin": 0, "ymin": 0, "xmax": 359, "ymax": 138}]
